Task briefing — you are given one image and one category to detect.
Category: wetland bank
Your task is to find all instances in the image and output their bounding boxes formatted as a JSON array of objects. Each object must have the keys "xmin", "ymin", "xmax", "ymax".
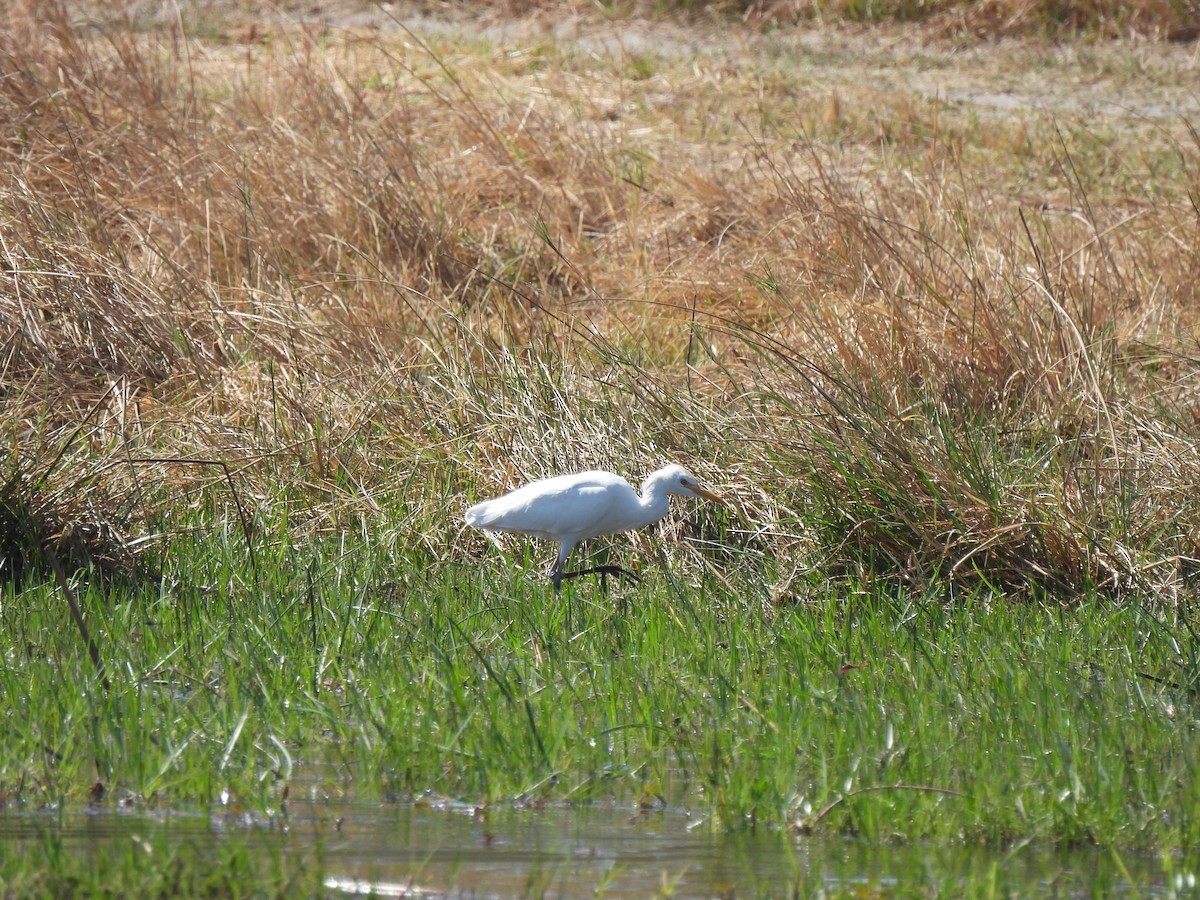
[{"xmin": 2, "ymin": 0, "xmax": 1200, "ymax": 894}]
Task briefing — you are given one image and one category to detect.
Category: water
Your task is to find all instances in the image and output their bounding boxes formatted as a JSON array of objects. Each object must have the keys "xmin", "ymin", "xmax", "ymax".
[{"xmin": 0, "ymin": 797, "xmax": 1190, "ymax": 897}]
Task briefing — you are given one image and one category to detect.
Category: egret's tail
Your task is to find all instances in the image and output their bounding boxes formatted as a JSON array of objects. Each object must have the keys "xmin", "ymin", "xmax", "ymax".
[{"xmin": 464, "ymin": 501, "xmax": 491, "ymax": 528}]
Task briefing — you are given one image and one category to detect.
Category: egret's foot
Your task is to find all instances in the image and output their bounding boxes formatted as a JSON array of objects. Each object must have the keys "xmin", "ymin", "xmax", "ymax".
[{"xmin": 559, "ymin": 565, "xmax": 639, "ymax": 591}]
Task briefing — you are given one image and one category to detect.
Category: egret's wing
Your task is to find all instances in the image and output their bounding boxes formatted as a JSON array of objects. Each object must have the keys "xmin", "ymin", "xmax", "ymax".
[{"xmin": 466, "ymin": 472, "xmax": 633, "ymax": 541}]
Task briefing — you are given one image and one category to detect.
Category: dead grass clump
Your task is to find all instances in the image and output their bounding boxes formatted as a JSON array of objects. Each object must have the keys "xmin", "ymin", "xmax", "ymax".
[{"xmin": 0, "ymin": 444, "xmax": 143, "ymax": 590}]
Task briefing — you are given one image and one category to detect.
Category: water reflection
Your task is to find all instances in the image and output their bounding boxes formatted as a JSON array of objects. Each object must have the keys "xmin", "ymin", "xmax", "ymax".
[{"xmin": 0, "ymin": 799, "xmax": 1189, "ymax": 897}]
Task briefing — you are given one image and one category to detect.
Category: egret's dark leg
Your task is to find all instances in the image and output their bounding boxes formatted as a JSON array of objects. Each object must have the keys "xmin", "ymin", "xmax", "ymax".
[
  {"xmin": 551, "ymin": 543, "xmax": 570, "ymax": 595},
  {"xmin": 551, "ymin": 557, "xmax": 574, "ymax": 631}
]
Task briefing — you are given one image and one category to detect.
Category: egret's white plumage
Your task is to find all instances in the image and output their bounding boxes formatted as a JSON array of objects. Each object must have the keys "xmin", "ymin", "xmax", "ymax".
[{"xmin": 465, "ymin": 464, "xmax": 722, "ymax": 589}]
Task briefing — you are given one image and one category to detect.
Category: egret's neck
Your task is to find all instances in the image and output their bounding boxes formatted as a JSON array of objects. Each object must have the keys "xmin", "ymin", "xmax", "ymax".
[{"xmin": 636, "ymin": 477, "xmax": 674, "ymax": 527}]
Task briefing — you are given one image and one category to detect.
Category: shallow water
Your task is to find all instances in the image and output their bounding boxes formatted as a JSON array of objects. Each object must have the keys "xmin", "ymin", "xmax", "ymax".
[{"xmin": 0, "ymin": 797, "xmax": 1191, "ymax": 897}]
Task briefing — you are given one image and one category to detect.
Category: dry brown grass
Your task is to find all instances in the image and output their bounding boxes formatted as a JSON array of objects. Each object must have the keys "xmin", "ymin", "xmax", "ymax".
[
  {"xmin": 483, "ymin": 0, "xmax": 1200, "ymax": 40},
  {"xmin": 3, "ymin": 1, "xmax": 1200, "ymax": 599},
  {"xmin": 764, "ymin": 0, "xmax": 1200, "ymax": 40}
]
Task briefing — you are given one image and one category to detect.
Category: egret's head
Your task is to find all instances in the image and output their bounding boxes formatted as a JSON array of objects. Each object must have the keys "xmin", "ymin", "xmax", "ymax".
[{"xmin": 650, "ymin": 464, "xmax": 723, "ymax": 503}]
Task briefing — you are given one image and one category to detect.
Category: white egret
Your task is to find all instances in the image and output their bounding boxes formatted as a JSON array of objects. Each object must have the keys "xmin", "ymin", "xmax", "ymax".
[{"xmin": 465, "ymin": 464, "xmax": 723, "ymax": 590}]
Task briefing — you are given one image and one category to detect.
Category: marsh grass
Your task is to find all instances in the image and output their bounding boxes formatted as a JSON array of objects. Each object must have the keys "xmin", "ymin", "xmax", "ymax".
[
  {"xmin": 2, "ymin": 0, "xmax": 1200, "ymax": 871},
  {"xmin": 4, "ymin": 506, "xmax": 1200, "ymax": 856}
]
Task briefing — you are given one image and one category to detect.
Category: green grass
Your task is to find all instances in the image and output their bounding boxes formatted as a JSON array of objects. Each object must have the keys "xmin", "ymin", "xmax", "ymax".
[{"xmin": 4, "ymin": 493, "xmax": 1199, "ymax": 858}]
